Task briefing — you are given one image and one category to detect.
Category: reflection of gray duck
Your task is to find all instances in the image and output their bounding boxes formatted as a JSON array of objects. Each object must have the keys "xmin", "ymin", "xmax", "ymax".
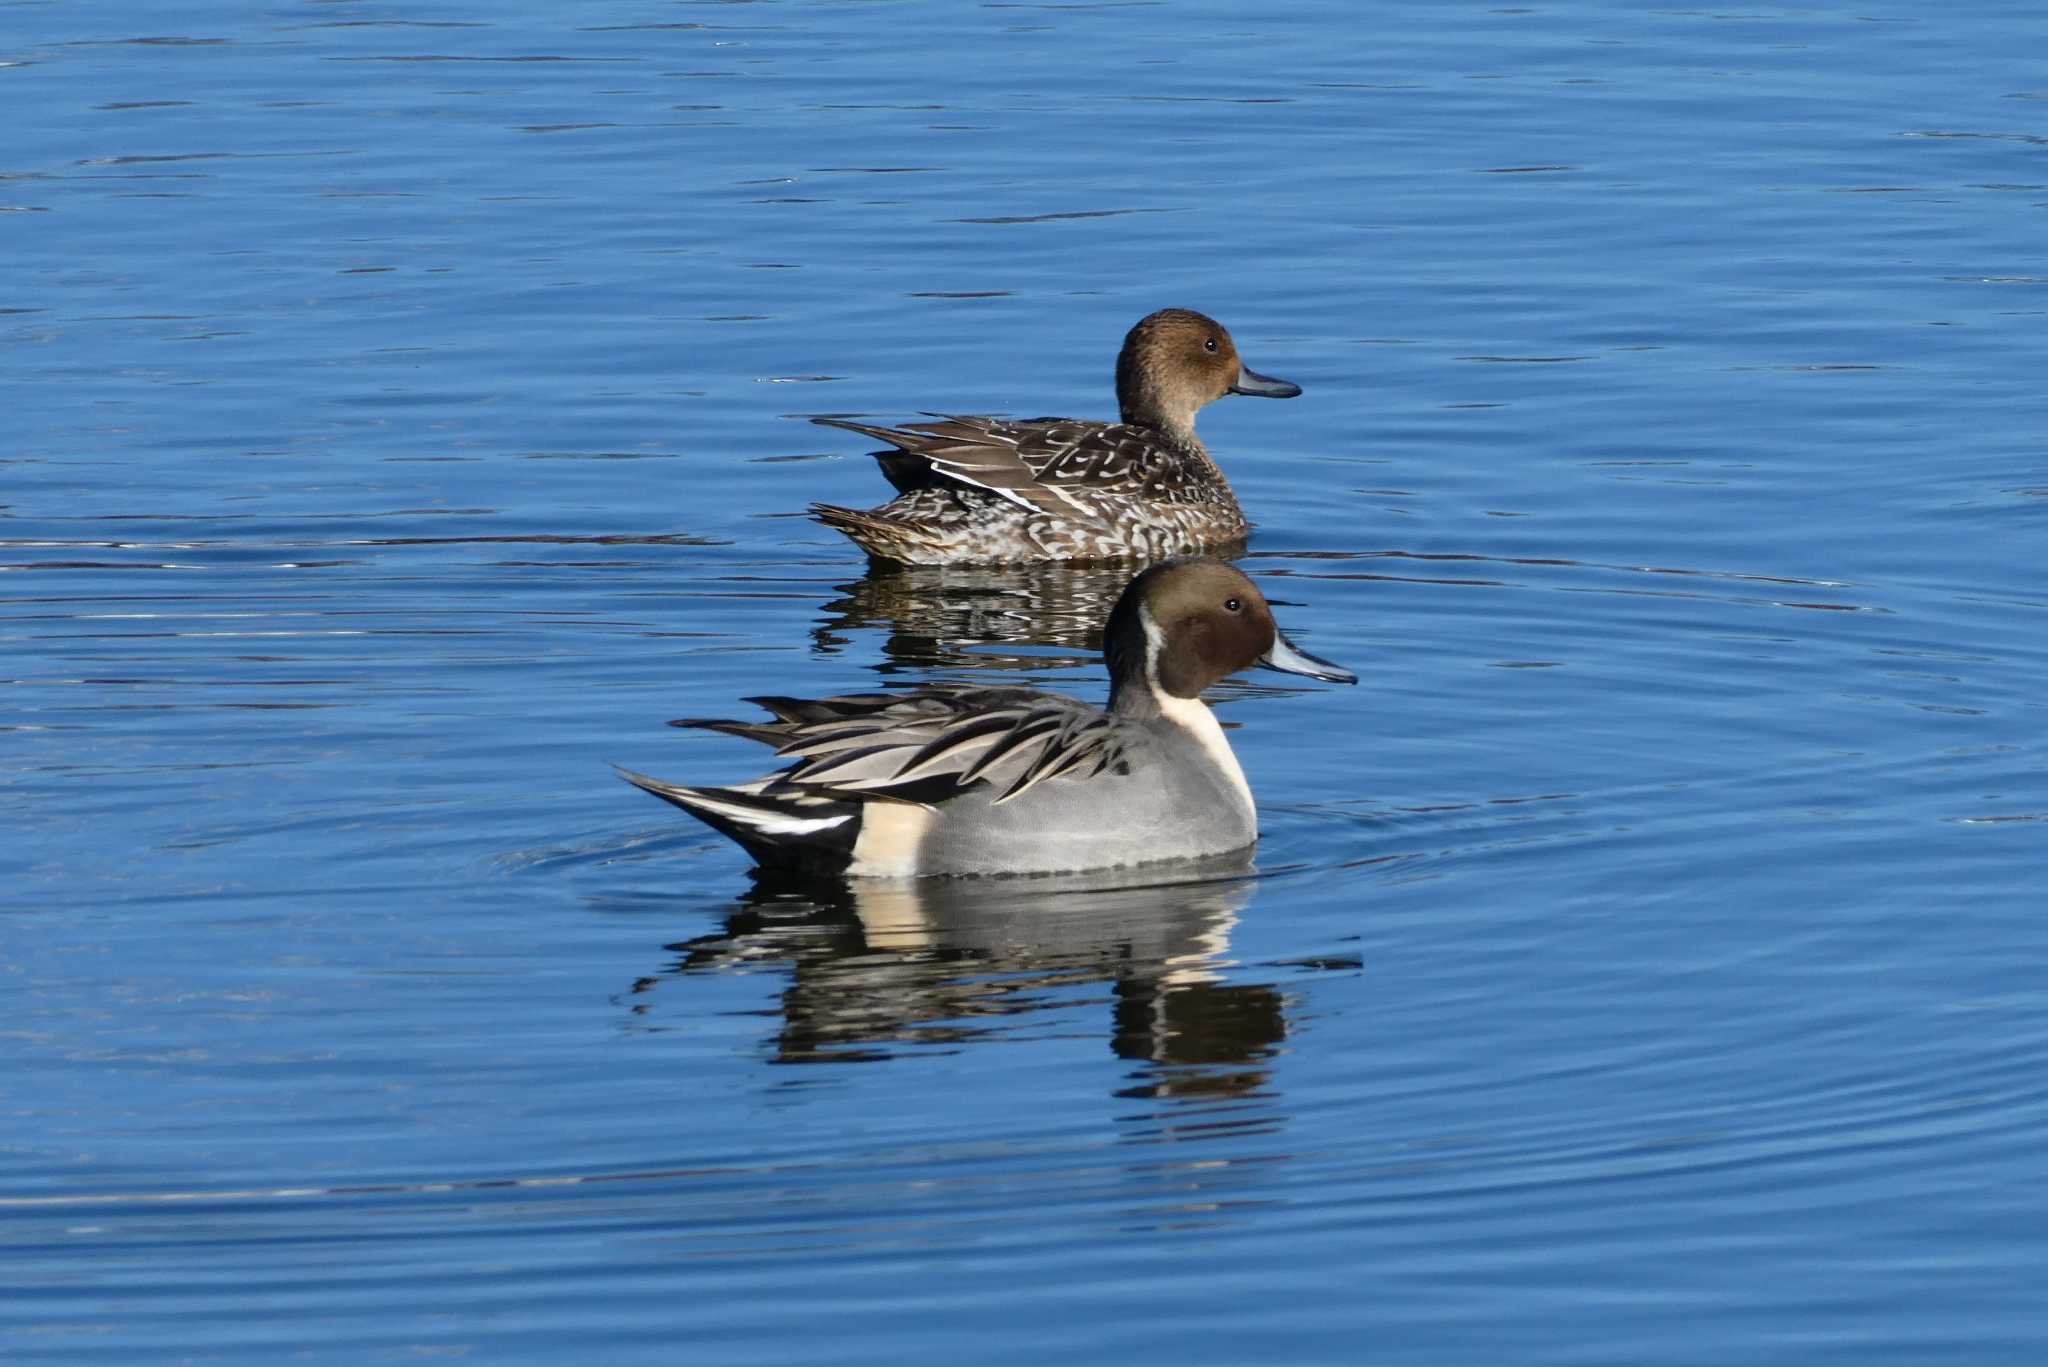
[
  {"xmin": 632, "ymin": 855, "xmax": 1286, "ymax": 1084},
  {"xmin": 810, "ymin": 309, "xmax": 1300, "ymax": 566},
  {"xmin": 620, "ymin": 559, "xmax": 1354, "ymax": 877}
]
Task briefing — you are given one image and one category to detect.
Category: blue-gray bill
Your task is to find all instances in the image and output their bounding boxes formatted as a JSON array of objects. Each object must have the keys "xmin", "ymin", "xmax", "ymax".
[
  {"xmin": 1258, "ymin": 630, "xmax": 1355, "ymax": 684},
  {"xmin": 1229, "ymin": 365, "xmax": 1303, "ymax": 399}
]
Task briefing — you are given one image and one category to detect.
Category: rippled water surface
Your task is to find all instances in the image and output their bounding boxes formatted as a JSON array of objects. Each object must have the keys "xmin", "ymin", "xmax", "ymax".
[{"xmin": 7, "ymin": 2, "xmax": 2046, "ymax": 1363}]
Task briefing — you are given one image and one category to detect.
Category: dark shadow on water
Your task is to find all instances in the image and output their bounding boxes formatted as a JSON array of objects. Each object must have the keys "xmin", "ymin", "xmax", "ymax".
[{"xmin": 624, "ymin": 853, "xmax": 1299, "ymax": 1105}]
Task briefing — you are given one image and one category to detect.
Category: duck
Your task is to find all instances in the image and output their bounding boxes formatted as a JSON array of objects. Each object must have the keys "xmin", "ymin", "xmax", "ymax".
[
  {"xmin": 808, "ymin": 308, "xmax": 1301, "ymax": 566},
  {"xmin": 619, "ymin": 558, "xmax": 1353, "ymax": 877}
]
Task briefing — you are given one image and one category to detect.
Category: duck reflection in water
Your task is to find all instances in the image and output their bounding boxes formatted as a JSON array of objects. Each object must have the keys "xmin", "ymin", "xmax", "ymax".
[
  {"xmin": 808, "ymin": 560, "xmax": 1137, "ymax": 677},
  {"xmin": 626, "ymin": 854, "xmax": 1295, "ymax": 1103}
]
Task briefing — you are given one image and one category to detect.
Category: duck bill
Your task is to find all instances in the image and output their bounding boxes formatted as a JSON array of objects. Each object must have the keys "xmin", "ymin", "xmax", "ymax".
[
  {"xmin": 1258, "ymin": 629, "xmax": 1356, "ymax": 684},
  {"xmin": 1229, "ymin": 364, "xmax": 1303, "ymax": 399}
]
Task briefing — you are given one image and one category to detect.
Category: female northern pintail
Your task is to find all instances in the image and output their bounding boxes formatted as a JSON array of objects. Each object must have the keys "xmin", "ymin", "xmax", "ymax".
[
  {"xmin": 809, "ymin": 308, "xmax": 1301, "ymax": 566},
  {"xmin": 619, "ymin": 559, "xmax": 1353, "ymax": 877}
]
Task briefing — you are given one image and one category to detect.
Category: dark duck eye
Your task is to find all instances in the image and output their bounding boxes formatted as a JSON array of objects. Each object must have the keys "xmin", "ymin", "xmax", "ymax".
[
  {"xmin": 1203, "ymin": 338, "xmax": 1219, "ymax": 352},
  {"xmin": 1223, "ymin": 597, "xmax": 1241, "ymax": 613}
]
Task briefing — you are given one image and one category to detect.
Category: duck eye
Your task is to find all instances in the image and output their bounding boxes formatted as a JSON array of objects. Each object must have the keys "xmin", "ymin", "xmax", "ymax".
[
  {"xmin": 1223, "ymin": 597, "xmax": 1241, "ymax": 613},
  {"xmin": 1203, "ymin": 338, "xmax": 1219, "ymax": 353}
]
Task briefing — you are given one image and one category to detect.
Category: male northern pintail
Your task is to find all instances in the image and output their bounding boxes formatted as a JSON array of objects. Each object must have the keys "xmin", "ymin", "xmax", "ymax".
[
  {"xmin": 809, "ymin": 308, "xmax": 1300, "ymax": 566},
  {"xmin": 619, "ymin": 558, "xmax": 1353, "ymax": 877}
]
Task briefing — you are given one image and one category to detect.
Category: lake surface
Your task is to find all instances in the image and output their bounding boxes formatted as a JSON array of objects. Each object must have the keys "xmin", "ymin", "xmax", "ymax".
[{"xmin": 6, "ymin": 2, "xmax": 2045, "ymax": 1362}]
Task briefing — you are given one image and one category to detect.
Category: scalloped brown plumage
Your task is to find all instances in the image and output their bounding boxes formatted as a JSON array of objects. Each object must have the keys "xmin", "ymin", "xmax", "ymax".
[{"xmin": 809, "ymin": 309, "xmax": 1301, "ymax": 565}]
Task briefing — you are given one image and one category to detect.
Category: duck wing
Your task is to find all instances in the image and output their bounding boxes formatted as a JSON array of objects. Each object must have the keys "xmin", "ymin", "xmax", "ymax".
[
  {"xmin": 675, "ymin": 683, "xmax": 1131, "ymax": 806},
  {"xmin": 813, "ymin": 415, "xmax": 1176, "ymax": 527}
]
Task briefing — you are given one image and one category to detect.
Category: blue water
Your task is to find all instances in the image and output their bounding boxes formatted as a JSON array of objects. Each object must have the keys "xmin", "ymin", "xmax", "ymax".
[{"xmin": 6, "ymin": 2, "xmax": 2045, "ymax": 1363}]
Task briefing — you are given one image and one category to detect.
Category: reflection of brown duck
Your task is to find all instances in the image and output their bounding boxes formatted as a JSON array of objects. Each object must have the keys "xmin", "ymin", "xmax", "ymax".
[
  {"xmin": 623, "ymin": 855, "xmax": 1287, "ymax": 1097},
  {"xmin": 809, "ymin": 560, "xmax": 1138, "ymax": 675}
]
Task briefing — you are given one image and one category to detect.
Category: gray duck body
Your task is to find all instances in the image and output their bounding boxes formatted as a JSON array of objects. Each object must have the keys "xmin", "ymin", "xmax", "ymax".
[
  {"xmin": 620, "ymin": 559, "xmax": 1355, "ymax": 879},
  {"xmin": 859, "ymin": 697, "xmax": 1260, "ymax": 877}
]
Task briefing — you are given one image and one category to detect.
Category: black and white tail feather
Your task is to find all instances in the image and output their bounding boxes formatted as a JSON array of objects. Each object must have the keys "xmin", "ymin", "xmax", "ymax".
[
  {"xmin": 618, "ymin": 684, "xmax": 1131, "ymax": 870},
  {"xmin": 614, "ymin": 768, "xmax": 863, "ymax": 871}
]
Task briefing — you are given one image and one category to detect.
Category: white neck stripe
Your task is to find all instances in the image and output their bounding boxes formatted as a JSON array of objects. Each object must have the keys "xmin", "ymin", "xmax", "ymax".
[
  {"xmin": 1135, "ymin": 602, "xmax": 1254, "ymax": 820},
  {"xmin": 1137, "ymin": 602, "xmax": 1168, "ymax": 695}
]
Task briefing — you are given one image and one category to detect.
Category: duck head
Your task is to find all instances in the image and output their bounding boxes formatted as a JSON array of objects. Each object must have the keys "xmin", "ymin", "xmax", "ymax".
[
  {"xmin": 1104, "ymin": 557, "xmax": 1354, "ymax": 713},
  {"xmin": 1114, "ymin": 308, "xmax": 1301, "ymax": 443}
]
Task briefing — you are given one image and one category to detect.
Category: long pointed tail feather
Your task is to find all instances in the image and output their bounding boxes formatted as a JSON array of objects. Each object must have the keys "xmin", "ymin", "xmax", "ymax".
[{"xmin": 615, "ymin": 766, "xmax": 859, "ymax": 872}]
